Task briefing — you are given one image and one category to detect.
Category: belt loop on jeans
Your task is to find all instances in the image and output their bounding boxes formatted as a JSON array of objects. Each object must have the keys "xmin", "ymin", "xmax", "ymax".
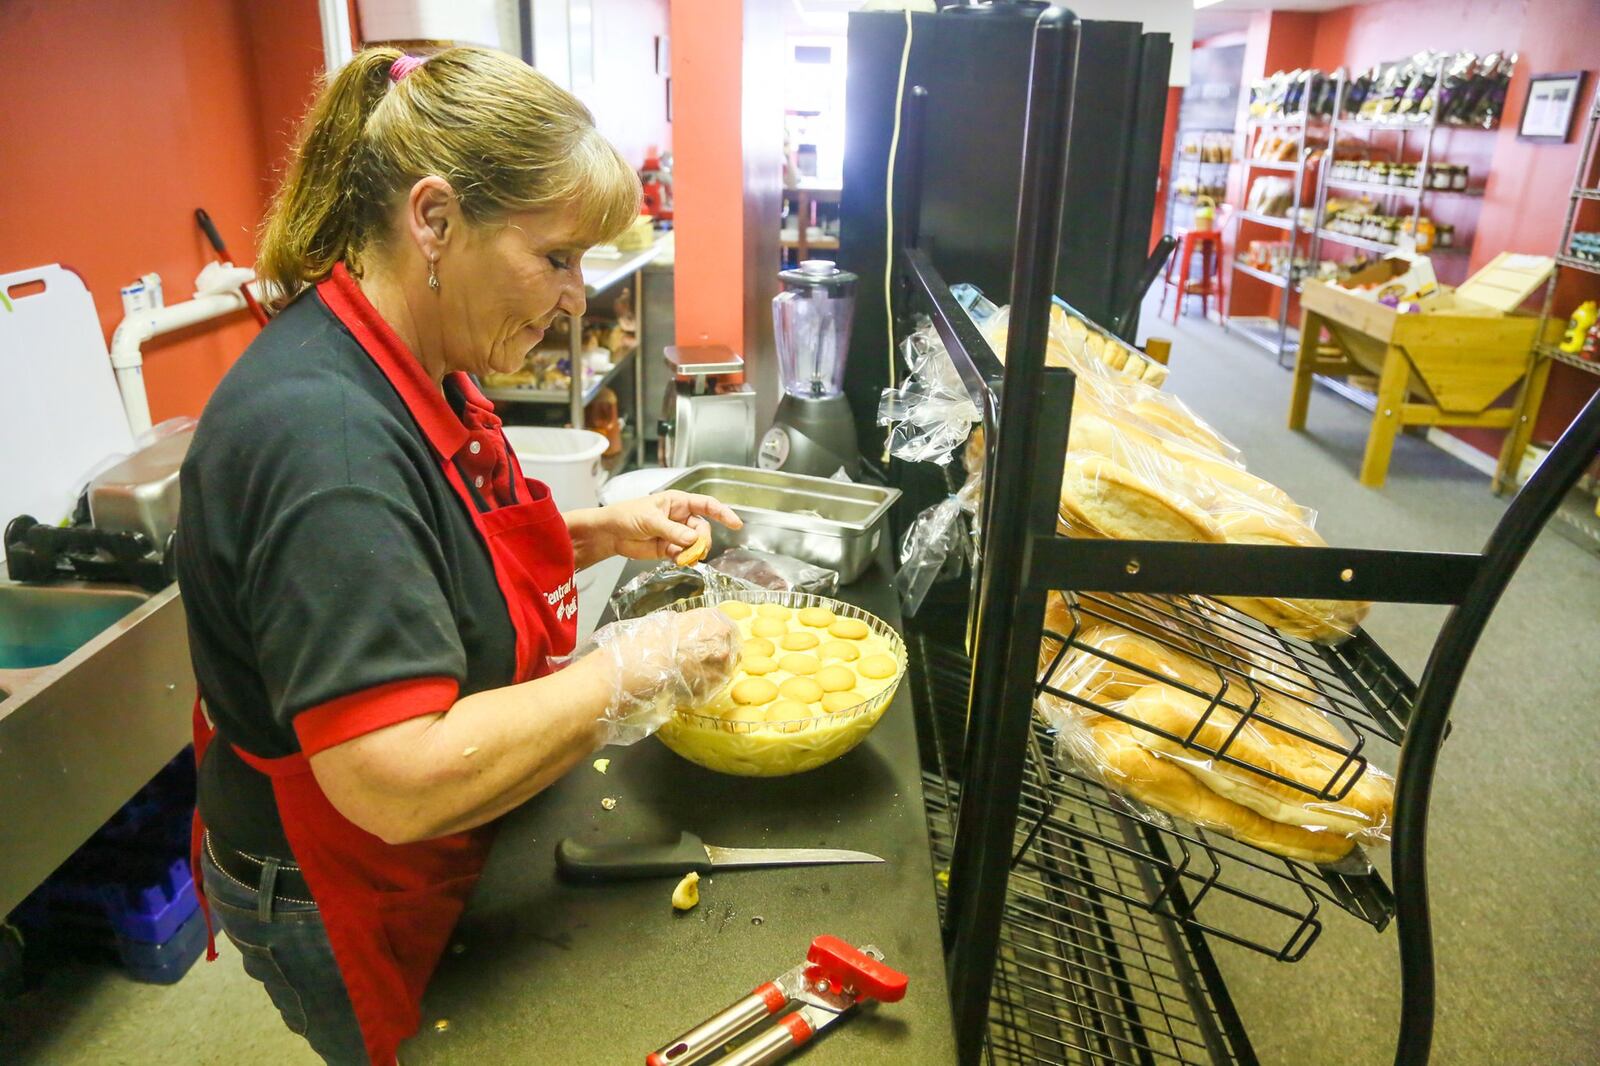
[{"xmin": 258, "ymin": 857, "xmax": 282, "ymax": 922}]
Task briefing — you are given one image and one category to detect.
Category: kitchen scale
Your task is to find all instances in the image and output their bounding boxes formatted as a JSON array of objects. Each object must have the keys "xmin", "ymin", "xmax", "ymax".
[
  {"xmin": 658, "ymin": 344, "xmax": 757, "ymax": 467},
  {"xmin": 759, "ymin": 260, "xmax": 861, "ymax": 479}
]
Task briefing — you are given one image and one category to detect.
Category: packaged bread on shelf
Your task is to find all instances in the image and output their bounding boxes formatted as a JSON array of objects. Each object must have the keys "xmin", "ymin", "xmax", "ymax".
[
  {"xmin": 1034, "ymin": 610, "xmax": 1393, "ymax": 863},
  {"xmin": 980, "ymin": 301, "xmax": 1167, "ymax": 386},
  {"xmin": 1208, "ymin": 509, "xmax": 1371, "ymax": 644},
  {"xmin": 1072, "ymin": 719, "xmax": 1357, "ymax": 865}
]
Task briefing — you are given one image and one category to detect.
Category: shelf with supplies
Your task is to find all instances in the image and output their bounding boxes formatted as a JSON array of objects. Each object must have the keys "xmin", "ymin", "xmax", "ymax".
[
  {"xmin": 1232, "ymin": 261, "xmax": 1297, "ymax": 288},
  {"xmin": 1314, "ymin": 228, "xmax": 1466, "ymax": 257},
  {"xmin": 1535, "ymin": 343, "xmax": 1600, "ymax": 375},
  {"xmin": 887, "ymin": 19, "xmax": 1600, "ymax": 1066},
  {"xmin": 1322, "ymin": 176, "xmax": 1483, "ymax": 199},
  {"xmin": 1307, "ymin": 63, "xmax": 1490, "ymax": 284},
  {"xmin": 1498, "ymin": 83, "xmax": 1600, "ymax": 500},
  {"xmin": 1555, "ymin": 252, "xmax": 1600, "ymax": 277},
  {"xmin": 479, "ymin": 344, "xmax": 638, "ymax": 409},
  {"xmin": 1242, "ymin": 158, "xmax": 1300, "ymax": 172},
  {"xmin": 1236, "ymin": 211, "xmax": 1296, "ymax": 232}
]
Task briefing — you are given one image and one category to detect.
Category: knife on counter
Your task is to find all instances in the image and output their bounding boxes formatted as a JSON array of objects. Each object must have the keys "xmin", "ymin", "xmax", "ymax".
[{"xmin": 555, "ymin": 830, "xmax": 884, "ymax": 883}]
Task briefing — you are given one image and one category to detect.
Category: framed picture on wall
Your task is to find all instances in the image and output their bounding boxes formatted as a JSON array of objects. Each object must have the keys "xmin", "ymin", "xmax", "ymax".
[{"xmin": 1518, "ymin": 71, "xmax": 1587, "ymax": 143}]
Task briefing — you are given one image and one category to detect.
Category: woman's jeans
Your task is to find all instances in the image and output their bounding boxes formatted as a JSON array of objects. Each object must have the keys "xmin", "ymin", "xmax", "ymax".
[{"xmin": 199, "ymin": 835, "xmax": 368, "ymax": 1065}]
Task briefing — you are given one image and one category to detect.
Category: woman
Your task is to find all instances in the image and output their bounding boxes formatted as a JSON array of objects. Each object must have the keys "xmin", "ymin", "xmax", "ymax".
[{"xmin": 177, "ymin": 46, "xmax": 741, "ymax": 1065}]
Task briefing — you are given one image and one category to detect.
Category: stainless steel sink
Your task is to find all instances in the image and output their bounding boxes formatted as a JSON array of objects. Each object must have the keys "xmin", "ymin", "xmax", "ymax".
[
  {"xmin": 0, "ymin": 584, "xmax": 150, "ymax": 697},
  {"xmin": 0, "ymin": 581, "xmax": 192, "ymax": 915}
]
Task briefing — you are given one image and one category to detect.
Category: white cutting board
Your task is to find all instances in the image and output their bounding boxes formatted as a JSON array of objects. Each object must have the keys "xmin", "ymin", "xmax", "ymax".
[{"xmin": 0, "ymin": 265, "xmax": 135, "ymax": 528}]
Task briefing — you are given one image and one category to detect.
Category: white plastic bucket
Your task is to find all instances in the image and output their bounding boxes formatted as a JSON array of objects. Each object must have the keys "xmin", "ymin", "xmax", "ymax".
[
  {"xmin": 598, "ymin": 466, "xmax": 684, "ymax": 506},
  {"xmin": 503, "ymin": 427, "xmax": 609, "ymax": 513}
]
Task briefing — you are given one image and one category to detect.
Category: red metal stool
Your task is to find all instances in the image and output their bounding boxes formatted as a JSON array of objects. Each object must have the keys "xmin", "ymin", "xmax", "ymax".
[{"xmin": 1160, "ymin": 228, "xmax": 1225, "ymax": 323}]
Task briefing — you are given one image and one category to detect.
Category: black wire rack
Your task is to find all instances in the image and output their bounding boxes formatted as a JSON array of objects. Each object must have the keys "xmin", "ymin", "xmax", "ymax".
[
  {"xmin": 913, "ymin": 633, "xmax": 1257, "ymax": 1065},
  {"xmin": 886, "ymin": 8, "xmax": 1600, "ymax": 1065}
]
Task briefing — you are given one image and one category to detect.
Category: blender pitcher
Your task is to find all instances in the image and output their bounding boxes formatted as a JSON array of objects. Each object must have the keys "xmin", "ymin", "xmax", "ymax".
[{"xmin": 760, "ymin": 261, "xmax": 861, "ymax": 477}]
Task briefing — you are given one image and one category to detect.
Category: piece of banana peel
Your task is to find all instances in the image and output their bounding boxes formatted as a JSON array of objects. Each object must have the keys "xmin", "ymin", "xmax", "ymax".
[{"xmin": 672, "ymin": 870, "xmax": 701, "ymax": 911}]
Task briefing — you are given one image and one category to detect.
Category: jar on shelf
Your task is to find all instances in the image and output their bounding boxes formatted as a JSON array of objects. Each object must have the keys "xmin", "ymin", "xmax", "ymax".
[
  {"xmin": 1436, "ymin": 222, "xmax": 1455, "ymax": 248},
  {"xmin": 1451, "ymin": 165, "xmax": 1468, "ymax": 191}
]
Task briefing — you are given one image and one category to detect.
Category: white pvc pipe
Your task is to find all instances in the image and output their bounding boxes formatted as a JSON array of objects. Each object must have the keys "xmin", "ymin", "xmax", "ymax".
[{"xmin": 108, "ymin": 282, "xmax": 265, "ymax": 436}]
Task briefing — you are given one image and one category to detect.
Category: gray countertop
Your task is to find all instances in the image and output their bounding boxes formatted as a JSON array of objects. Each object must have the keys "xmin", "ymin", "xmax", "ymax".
[{"xmin": 406, "ymin": 552, "xmax": 957, "ymax": 1064}]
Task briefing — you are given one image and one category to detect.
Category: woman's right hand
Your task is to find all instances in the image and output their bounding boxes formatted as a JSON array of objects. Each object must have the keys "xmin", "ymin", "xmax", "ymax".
[{"xmin": 583, "ymin": 607, "xmax": 741, "ymax": 747}]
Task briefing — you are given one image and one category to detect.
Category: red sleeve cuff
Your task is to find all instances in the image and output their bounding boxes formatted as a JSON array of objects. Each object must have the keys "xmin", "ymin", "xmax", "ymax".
[{"xmin": 294, "ymin": 676, "xmax": 460, "ymax": 756}]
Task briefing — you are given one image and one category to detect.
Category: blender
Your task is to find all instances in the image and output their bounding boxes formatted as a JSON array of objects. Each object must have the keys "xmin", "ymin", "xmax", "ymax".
[{"xmin": 759, "ymin": 260, "xmax": 861, "ymax": 478}]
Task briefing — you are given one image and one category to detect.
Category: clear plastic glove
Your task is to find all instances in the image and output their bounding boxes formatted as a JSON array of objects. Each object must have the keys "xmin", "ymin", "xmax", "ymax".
[{"xmin": 574, "ymin": 607, "xmax": 742, "ymax": 748}]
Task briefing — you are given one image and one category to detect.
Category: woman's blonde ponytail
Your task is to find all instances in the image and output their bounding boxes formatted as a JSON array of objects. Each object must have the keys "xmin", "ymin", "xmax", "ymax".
[
  {"xmin": 257, "ymin": 45, "xmax": 640, "ymax": 310},
  {"xmin": 257, "ymin": 47, "xmax": 402, "ymax": 307}
]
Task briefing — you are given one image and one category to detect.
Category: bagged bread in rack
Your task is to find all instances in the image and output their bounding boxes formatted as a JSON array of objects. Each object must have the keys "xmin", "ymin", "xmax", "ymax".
[
  {"xmin": 1035, "ymin": 597, "xmax": 1393, "ymax": 864},
  {"xmin": 960, "ymin": 290, "xmax": 1370, "ymax": 645},
  {"xmin": 980, "ymin": 301, "xmax": 1168, "ymax": 387}
]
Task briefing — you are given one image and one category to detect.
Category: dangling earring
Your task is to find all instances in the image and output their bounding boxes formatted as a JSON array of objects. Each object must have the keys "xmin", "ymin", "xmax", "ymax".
[{"xmin": 428, "ymin": 257, "xmax": 440, "ymax": 292}]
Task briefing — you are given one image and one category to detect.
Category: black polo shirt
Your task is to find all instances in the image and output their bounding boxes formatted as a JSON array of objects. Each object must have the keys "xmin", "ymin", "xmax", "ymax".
[{"xmin": 178, "ymin": 269, "xmax": 528, "ymax": 858}]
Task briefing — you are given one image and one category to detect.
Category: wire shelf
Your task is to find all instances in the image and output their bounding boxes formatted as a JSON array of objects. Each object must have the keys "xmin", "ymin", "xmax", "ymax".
[
  {"xmin": 913, "ymin": 635, "xmax": 1257, "ymax": 1063},
  {"xmin": 1039, "ymin": 590, "xmax": 1407, "ymax": 811}
]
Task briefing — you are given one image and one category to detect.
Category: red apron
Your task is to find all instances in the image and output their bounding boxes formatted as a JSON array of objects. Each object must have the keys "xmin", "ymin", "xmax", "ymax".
[{"xmin": 190, "ymin": 270, "xmax": 579, "ymax": 1065}]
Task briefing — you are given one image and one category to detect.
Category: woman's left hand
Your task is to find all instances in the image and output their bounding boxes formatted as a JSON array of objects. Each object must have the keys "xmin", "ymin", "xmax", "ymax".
[{"xmin": 567, "ymin": 492, "xmax": 743, "ymax": 567}]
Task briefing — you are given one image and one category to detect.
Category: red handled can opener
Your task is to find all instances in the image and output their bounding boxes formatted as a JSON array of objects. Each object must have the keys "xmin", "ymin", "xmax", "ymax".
[{"xmin": 645, "ymin": 935, "xmax": 908, "ymax": 1066}]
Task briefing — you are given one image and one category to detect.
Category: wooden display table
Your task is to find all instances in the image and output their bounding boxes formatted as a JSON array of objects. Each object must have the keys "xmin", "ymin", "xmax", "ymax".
[{"xmin": 1289, "ymin": 274, "xmax": 1552, "ymax": 487}]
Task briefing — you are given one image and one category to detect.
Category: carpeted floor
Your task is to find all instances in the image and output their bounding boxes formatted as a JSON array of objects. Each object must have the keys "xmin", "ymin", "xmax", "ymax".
[{"xmin": 1134, "ymin": 304, "xmax": 1600, "ymax": 1066}]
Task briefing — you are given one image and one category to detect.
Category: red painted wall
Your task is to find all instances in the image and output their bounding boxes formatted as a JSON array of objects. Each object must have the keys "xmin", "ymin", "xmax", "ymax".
[
  {"xmin": 0, "ymin": 0, "xmax": 324, "ymax": 426},
  {"xmin": 670, "ymin": 0, "xmax": 746, "ymax": 353}
]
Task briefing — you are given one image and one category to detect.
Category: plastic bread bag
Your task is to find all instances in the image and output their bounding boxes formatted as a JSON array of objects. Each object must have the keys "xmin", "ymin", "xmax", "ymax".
[
  {"xmin": 895, "ymin": 460, "xmax": 982, "ymax": 616},
  {"xmin": 1034, "ymin": 605, "xmax": 1391, "ymax": 865},
  {"xmin": 878, "ymin": 318, "xmax": 982, "ymax": 466},
  {"xmin": 1203, "ymin": 507, "xmax": 1369, "ymax": 644},
  {"xmin": 981, "ymin": 299, "xmax": 1164, "ymax": 386}
]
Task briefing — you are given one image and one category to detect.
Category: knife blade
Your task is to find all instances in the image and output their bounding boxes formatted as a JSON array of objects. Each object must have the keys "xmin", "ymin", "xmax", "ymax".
[{"xmin": 555, "ymin": 831, "xmax": 884, "ymax": 883}]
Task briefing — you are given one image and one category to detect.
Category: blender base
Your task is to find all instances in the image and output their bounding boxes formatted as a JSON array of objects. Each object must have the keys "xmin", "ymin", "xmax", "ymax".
[{"xmin": 759, "ymin": 394, "xmax": 861, "ymax": 479}]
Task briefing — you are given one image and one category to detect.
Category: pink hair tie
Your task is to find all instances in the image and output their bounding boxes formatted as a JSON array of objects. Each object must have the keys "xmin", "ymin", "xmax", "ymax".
[{"xmin": 389, "ymin": 55, "xmax": 425, "ymax": 82}]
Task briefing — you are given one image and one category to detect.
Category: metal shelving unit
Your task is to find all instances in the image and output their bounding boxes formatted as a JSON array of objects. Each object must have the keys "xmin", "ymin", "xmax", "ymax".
[
  {"xmin": 1496, "ymin": 84, "xmax": 1600, "ymax": 552},
  {"xmin": 1308, "ymin": 64, "xmax": 1486, "ymax": 284},
  {"xmin": 1165, "ymin": 125, "xmax": 1235, "ymax": 235},
  {"xmin": 1225, "ymin": 111, "xmax": 1321, "ymax": 366},
  {"xmin": 890, "ymin": 12, "xmax": 1600, "ymax": 1065}
]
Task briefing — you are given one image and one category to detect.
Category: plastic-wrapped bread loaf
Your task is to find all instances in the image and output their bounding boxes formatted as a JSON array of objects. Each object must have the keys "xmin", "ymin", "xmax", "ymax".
[
  {"xmin": 1117, "ymin": 684, "xmax": 1392, "ymax": 839},
  {"xmin": 1035, "ymin": 612, "xmax": 1393, "ymax": 861},
  {"xmin": 1057, "ymin": 454, "xmax": 1223, "ymax": 543},
  {"xmin": 1208, "ymin": 510, "xmax": 1371, "ymax": 643},
  {"xmin": 1082, "ymin": 719, "xmax": 1356, "ymax": 864},
  {"xmin": 970, "ymin": 296, "xmax": 1369, "ymax": 646}
]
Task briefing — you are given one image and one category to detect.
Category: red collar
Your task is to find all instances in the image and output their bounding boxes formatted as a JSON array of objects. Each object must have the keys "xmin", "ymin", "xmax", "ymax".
[{"xmin": 316, "ymin": 262, "xmax": 476, "ymax": 460}]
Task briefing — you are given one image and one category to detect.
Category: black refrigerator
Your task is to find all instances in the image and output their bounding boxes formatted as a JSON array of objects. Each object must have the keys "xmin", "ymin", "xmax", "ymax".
[{"xmin": 838, "ymin": 4, "xmax": 1172, "ymax": 489}]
